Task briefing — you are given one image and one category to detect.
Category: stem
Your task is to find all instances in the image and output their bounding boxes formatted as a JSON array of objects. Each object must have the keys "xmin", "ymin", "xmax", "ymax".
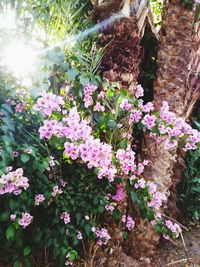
[{"xmin": 109, "ymin": 98, "xmax": 120, "ymax": 145}]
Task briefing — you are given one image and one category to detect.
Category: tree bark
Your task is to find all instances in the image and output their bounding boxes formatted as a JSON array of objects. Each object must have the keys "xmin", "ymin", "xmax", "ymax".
[
  {"xmin": 134, "ymin": 0, "xmax": 200, "ymax": 255},
  {"xmin": 93, "ymin": 0, "xmax": 151, "ymax": 92}
]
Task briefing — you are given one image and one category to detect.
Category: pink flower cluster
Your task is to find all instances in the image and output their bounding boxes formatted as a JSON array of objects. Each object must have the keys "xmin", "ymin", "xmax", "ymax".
[
  {"xmin": 116, "ymin": 148, "xmax": 136, "ymax": 174},
  {"xmin": 39, "ymin": 119, "xmax": 64, "ymax": 139},
  {"xmin": 34, "ymin": 194, "xmax": 45, "ymax": 205},
  {"xmin": 94, "ymin": 102, "xmax": 105, "ymax": 112},
  {"xmin": 134, "ymin": 178, "xmax": 146, "ymax": 189},
  {"xmin": 83, "ymin": 83, "xmax": 97, "ymax": 108},
  {"xmin": 15, "ymin": 102, "xmax": 27, "ymax": 113},
  {"xmin": 148, "ymin": 191, "xmax": 167, "ymax": 210},
  {"xmin": 79, "ymin": 137, "xmax": 113, "ymax": 169},
  {"xmin": 121, "ymin": 215, "xmax": 135, "ymax": 230},
  {"xmin": 135, "ymin": 84, "xmax": 144, "ymax": 98},
  {"xmin": 165, "ymin": 220, "xmax": 182, "ymax": 238},
  {"xmin": 35, "ymin": 93, "xmax": 115, "ymax": 181},
  {"xmin": 129, "ymin": 109, "xmax": 142, "ymax": 124},
  {"xmin": 60, "ymin": 212, "xmax": 71, "ymax": 224},
  {"xmin": 0, "ymin": 168, "xmax": 29, "ymax": 195},
  {"xmin": 64, "ymin": 137, "xmax": 116, "ymax": 182},
  {"xmin": 157, "ymin": 102, "xmax": 200, "ymax": 150},
  {"xmin": 62, "ymin": 107, "xmax": 92, "ymax": 141},
  {"xmin": 133, "ymin": 179, "xmax": 167, "ymax": 211},
  {"xmin": 120, "ymin": 99, "xmax": 132, "ymax": 110},
  {"xmin": 94, "ymin": 227, "xmax": 111, "ymax": 245},
  {"xmin": 97, "ymin": 164, "xmax": 117, "ymax": 182},
  {"xmin": 142, "ymin": 114, "xmax": 156, "ymax": 130},
  {"xmin": 33, "ymin": 91, "xmax": 64, "ymax": 116},
  {"xmin": 18, "ymin": 212, "xmax": 33, "ymax": 228},
  {"xmin": 112, "ymin": 183, "xmax": 125, "ymax": 202}
]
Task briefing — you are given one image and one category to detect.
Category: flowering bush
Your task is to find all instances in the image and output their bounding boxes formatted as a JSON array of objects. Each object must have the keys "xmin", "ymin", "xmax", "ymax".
[{"xmin": 0, "ymin": 79, "xmax": 199, "ymax": 266}]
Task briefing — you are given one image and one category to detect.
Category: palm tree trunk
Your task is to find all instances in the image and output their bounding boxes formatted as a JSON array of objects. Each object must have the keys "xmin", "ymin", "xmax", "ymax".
[
  {"xmin": 90, "ymin": 0, "xmax": 152, "ymax": 262},
  {"xmin": 93, "ymin": 0, "xmax": 151, "ymax": 92},
  {"xmin": 134, "ymin": 0, "xmax": 200, "ymax": 255}
]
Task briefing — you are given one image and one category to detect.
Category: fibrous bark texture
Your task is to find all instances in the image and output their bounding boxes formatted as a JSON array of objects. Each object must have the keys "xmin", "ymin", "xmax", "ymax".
[
  {"xmin": 134, "ymin": 0, "xmax": 200, "ymax": 255},
  {"xmin": 94, "ymin": 0, "xmax": 149, "ymax": 92}
]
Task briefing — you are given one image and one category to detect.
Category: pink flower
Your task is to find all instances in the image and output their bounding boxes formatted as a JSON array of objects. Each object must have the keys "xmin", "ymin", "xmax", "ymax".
[
  {"xmin": 93, "ymin": 102, "xmax": 105, "ymax": 112},
  {"xmin": 148, "ymin": 192, "xmax": 167, "ymax": 210},
  {"xmin": 112, "ymin": 183, "xmax": 125, "ymax": 202},
  {"xmin": 160, "ymin": 101, "xmax": 176, "ymax": 124},
  {"xmin": 10, "ymin": 214, "xmax": 16, "ymax": 221},
  {"xmin": 120, "ymin": 99, "xmax": 132, "ymax": 110},
  {"xmin": 49, "ymin": 156, "xmax": 55, "ymax": 167},
  {"xmin": 135, "ymin": 84, "xmax": 144, "ymax": 98},
  {"xmin": 65, "ymin": 253, "xmax": 73, "ymax": 266},
  {"xmin": 116, "ymin": 148, "xmax": 136, "ymax": 174},
  {"xmin": 64, "ymin": 142, "xmax": 79, "ymax": 160},
  {"xmin": 15, "ymin": 103, "xmax": 27, "ymax": 113},
  {"xmin": 35, "ymin": 194, "xmax": 45, "ymax": 205},
  {"xmin": 95, "ymin": 228, "xmax": 111, "ymax": 245},
  {"xmin": 51, "ymin": 186, "xmax": 63, "ymax": 197},
  {"xmin": 13, "ymin": 151, "xmax": 19, "ymax": 157},
  {"xmin": 122, "ymin": 215, "xmax": 135, "ymax": 230},
  {"xmin": 24, "ymin": 148, "xmax": 32, "ymax": 154},
  {"xmin": 91, "ymin": 226, "xmax": 96, "ymax": 232},
  {"xmin": 135, "ymin": 178, "xmax": 146, "ymax": 189},
  {"xmin": 18, "ymin": 212, "xmax": 33, "ymax": 228},
  {"xmin": 105, "ymin": 204, "xmax": 115, "ymax": 212},
  {"xmin": 59, "ymin": 179, "xmax": 67, "ymax": 187},
  {"xmin": 164, "ymin": 139, "xmax": 178, "ymax": 150},
  {"xmin": 142, "ymin": 114, "xmax": 156, "ymax": 130},
  {"xmin": 60, "ymin": 212, "xmax": 71, "ymax": 224},
  {"xmin": 165, "ymin": 220, "xmax": 182, "ymax": 237},
  {"xmin": 83, "ymin": 83, "xmax": 97, "ymax": 108},
  {"xmin": 77, "ymin": 231, "xmax": 83, "ymax": 240},
  {"xmin": 129, "ymin": 109, "xmax": 142, "ymax": 124},
  {"xmin": 141, "ymin": 102, "xmax": 154, "ymax": 113}
]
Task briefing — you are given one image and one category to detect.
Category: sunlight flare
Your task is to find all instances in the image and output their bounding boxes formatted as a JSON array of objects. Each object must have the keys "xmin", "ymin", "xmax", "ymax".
[{"xmin": 2, "ymin": 41, "xmax": 35, "ymax": 77}]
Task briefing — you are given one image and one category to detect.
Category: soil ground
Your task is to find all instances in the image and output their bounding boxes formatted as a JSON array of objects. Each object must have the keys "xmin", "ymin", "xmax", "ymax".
[
  {"xmin": 121, "ymin": 223, "xmax": 200, "ymax": 267},
  {"xmin": 95, "ymin": 224, "xmax": 200, "ymax": 267}
]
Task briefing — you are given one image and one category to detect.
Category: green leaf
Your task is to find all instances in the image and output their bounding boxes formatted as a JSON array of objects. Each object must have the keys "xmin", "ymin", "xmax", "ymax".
[
  {"xmin": 79, "ymin": 75, "xmax": 90, "ymax": 86},
  {"xmin": 67, "ymin": 69, "xmax": 79, "ymax": 81},
  {"xmin": 107, "ymin": 120, "xmax": 117, "ymax": 131},
  {"xmin": 6, "ymin": 225, "xmax": 15, "ymax": 240},
  {"xmin": 23, "ymin": 246, "xmax": 31, "ymax": 256},
  {"xmin": 9, "ymin": 199, "xmax": 19, "ymax": 211},
  {"xmin": 21, "ymin": 154, "xmax": 30, "ymax": 163},
  {"xmin": 131, "ymin": 191, "xmax": 139, "ymax": 203},
  {"xmin": 84, "ymin": 224, "xmax": 91, "ymax": 236},
  {"xmin": 0, "ymin": 211, "xmax": 10, "ymax": 221},
  {"xmin": 70, "ymin": 250, "xmax": 78, "ymax": 261},
  {"xmin": 13, "ymin": 260, "xmax": 21, "ymax": 267}
]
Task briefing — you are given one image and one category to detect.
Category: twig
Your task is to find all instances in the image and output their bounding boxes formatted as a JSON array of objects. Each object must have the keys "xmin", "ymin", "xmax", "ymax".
[
  {"xmin": 89, "ymin": 245, "xmax": 99, "ymax": 267},
  {"xmin": 162, "ymin": 214, "xmax": 189, "ymax": 231},
  {"xmin": 164, "ymin": 258, "xmax": 200, "ymax": 266},
  {"xmin": 180, "ymin": 231, "xmax": 190, "ymax": 264},
  {"xmin": 164, "ymin": 258, "xmax": 188, "ymax": 266}
]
